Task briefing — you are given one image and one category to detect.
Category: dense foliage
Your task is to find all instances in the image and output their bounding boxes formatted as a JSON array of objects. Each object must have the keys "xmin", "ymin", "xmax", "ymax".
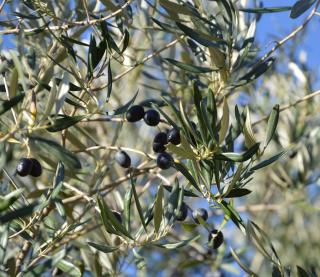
[{"xmin": 0, "ymin": 0, "xmax": 319, "ymax": 276}]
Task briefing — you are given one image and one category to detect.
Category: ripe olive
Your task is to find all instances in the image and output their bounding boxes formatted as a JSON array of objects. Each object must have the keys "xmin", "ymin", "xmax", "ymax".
[
  {"xmin": 144, "ymin": 109, "xmax": 160, "ymax": 126},
  {"xmin": 16, "ymin": 158, "xmax": 32, "ymax": 177},
  {"xmin": 208, "ymin": 229, "xmax": 224, "ymax": 249},
  {"xmin": 115, "ymin": 151, "xmax": 131, "ymax": 168},
  {"xmin": 126, "ymin": 105, "xmax": 145, "ymax": 122},
  {"xmin": 192, "ymin": 208, "xmax": 208, "ymax": 224},
  {"xmin": 167, "ymin": 128, "xmax": 180, "ymax": 145},
  {"xmin": 156, "ymin": 152, "xmax": 173, "ymax": 170},
  {"xmin": 30, "ymin": 158, "xmax": 42, "ymax": 177},
  {"xmin": 153, "ymin": 132, "xmax": 167, "ymax": 145},
  {"xmin": 176, "ymin": 202, "xmax": 188, "ymax": 221},
  {"xmin": 153, "ymin": 132, "xmax": 168, "ymax": 153}
]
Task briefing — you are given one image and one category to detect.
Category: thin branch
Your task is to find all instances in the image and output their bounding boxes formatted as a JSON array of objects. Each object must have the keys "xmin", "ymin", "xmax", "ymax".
[
  {"xmin": 258, "ymin": 0, "xmax": 320, "ymax": 64},
  {"xmin": 253, "ymin": 89, "xmax": 320, "ymax": 126},
  {"xmin": 0, "ymin": 0, "xmax": 133, "ymax": 35},
  {"xmin": 0, "ymin": 0, "xmax": 6, "ymax": 14}
]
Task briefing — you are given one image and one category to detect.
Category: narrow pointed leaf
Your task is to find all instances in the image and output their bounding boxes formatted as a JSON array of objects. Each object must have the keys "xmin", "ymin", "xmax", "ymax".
[
  {"xmin": 155, "ymin": 235, "xmax": 200, "ymax": 249},
  {"xmin": 56, "ymin": 259, "xmax": 81, "ymax": 277},
  {"xmin": 215, "ymin": 143, "xmax": 260, "ymax": 162},
  {"xmin": 290, "ymin": 0, "xmax": 316, "ymax": 18},
  {"xmin": 47, "ymin": 115, "xmax": 86, "ymax": 132},
  {"xmin": 29, "ymin": 136, "xmax": 81, "ymax": 169},
  {"xmin": 240, "ymin": 6, "xmax": 291, "ymax": 13},
  {"xmin": 264, "ymin": 104, "xmax": 280, "ymax": 148},
  {"xmin": 251, "ymin": 150, "xmax": 287, "ymax": 171},
  {"xmin": 173, "ymin": 162, "xmax": 201, "ymax": 192},
  {"xmin": 88, "ymin": 242, "xmax": 118, "ymax": 253},
  {"xmin": 130, "ymin": 175, "xmax": 147, "ymax": 232},
  {"xmin": 124, "ymin": 186, "xmax": 133, "ymax": 231},
  {"xmin": 219, "ymin": 98, "xmax": 229, "ymax": 144},
  {"xmin": 154, "ymin": 185, "xmax": 164, "ymax": 234},
  {"xmin": 0, "ymin": 93, "xmax": 25, "ymax": 116},
  {"xmin": 97, "ymin": 196, "xmax": 133, "ymax": 239},
  {"xmin": 224, "ymin": 188, "xmax": 252, "ymax": 198}
]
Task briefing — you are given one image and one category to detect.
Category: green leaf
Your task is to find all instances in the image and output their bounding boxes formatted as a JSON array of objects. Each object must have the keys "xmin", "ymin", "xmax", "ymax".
[
  {"xmin": 88, "ymin": 242, "xmax": 118, "ymax": 253},
  {"xmin": 0, "ymin": 202, "xmax": 37, "ymax": 224},
  {"xmin": 240, "ymin": 6, "xmax": 292, "ymax": 13},
  {"xmin": 237, "ymin": 20, "xmax": 256, "ymax": 68},
  {"xmin": 0, "ymin": 93, "xmax": 25, "ymax": 116},
  {"xmin": 264, "ymin": 104, "xmax": 280, "ymax": 148},
  {"xmin": 174, "ymin": 183, "xmax": 185, "ymax": 219},
  {"xmin": 236, "ymin": 58, "xmax": 275, "ymax": 86},
  {"xmin": 215, "ymin": 143, "xmax": 260, "ymax": 162},
  {"xmin": 55, "ymin": 73, "xmax": 69, "ymax": 114},
  {"xmin": 56, "ymin": 259, "xmax": 81, "ymax": 277},
  {"xmin": 9, "ymin": 68, "xmax": 18, "ymax": 98},
  {"xmin": 219, "ymin": 98, "xmax": 229, "ymax": 144},
  {"xmin": 163, "ymin": 185, "xmax": 198, "ymax": 197},
  {"xmin": 10, "ymin": 51, "xmax": 27, "ymax": 91},
  {"xmin": 165, "ymin": 58, "xmax": 218, "ymax": 73},
  {"xmin": 230, "ymin": 248, "xmax": 258, "ymax": 276},
  {"xmin": 296, "ymin": 266, "xmax": 311, "ymax": 277},
  {"xmin": 0, "ymin": 224, "xmax": 9, "ymax": 262},
  {"xmin": 51, "ymin": 162, "xmax": 65, "ymax": 199},
  {"xmin": 29, "ymin": 136, "xmax": 81, "ymax": 169},
  {"xmin": 224, "ymin": 163, "xmax": 243, "ymax": 196},
  {"xmin": 176, "ymin": 22, "xmax": 226, "ymax": 50},
  {"xmin": 106, "ymin": 61, "xmax": 112, "ymax": 102},
  {"xmin": 152, "ymin": 18, "xmax": 183, "ymax": 34},
  {"xmin": 100, "ymin": 21, "xmax": 121, "ymax": 54},
  {"xmin": 243, "ymin": 107, "xmax": 257, "ymax": 148},
  {"xmin": 130, "ymin": 175, "xmax": 147, "ymax": 233},
  {"xmin": 47, "ymin": 115, "xmax": 86, "ymax": 132},
  {"xmin": 110, "ymin": 90, "xmax": 138, "ymax": 116},
  {"xmin": 219, "ymin": 200, "xmax": 245, "ymax": 231},
  {"xmin": 165, "ymin": 179, "xmax": 179, "ymax": 222},
  {"xmin": 97, "ymin": 196, "xmax": 133, "ymax": 239},
  {"xmin": 159, "ymin": 0, "xmax": 195, "ymax": 16},
  {"xmin": 0, "ymin": 189, "xmax": 23, "ymax": 212},
  {"xmin": 247, "ymin": 221, "xmax": 281, "ymax": 265},
  {"xmin": 224, "ymin": 188, "xmax": 252, "ymax": 198},
  {"xmin": 124, "ymin": 186, "xmax": 133, "ymax": 232},
  {"xmin": 88, "ymin": 35, "xmax": 106, "ymax": 77},
  {"xmin": 167, "ymin": 140, "xmax": 195, "ymax": 159},
  {"xmin": 251, "ymin": 150, "xmax": 287, "ymax": 171},
  {"xmin": 61, "ymin": 35, "xmax": 90, "ymax": 47},
  {"xmin": 155, "ymin": 235, "xmax": 200, "ymax": 249},
  {"xmin": 154, "ymin": 185, "xmax": 164, "ymax": 234},
  {"xmin": 97, "ymin": 197, "xmax": 120, "ymax": 235},
  {"xmin": 173, "ymin": 162, "xmax": 201, "ymax": 192},
  {"xmin": 193, "ymin": 84, "xmax": 208, "ymax": 144},
  {"xmin": 290, "ymin": 0, "xmax": 316, "ymax": 19}
]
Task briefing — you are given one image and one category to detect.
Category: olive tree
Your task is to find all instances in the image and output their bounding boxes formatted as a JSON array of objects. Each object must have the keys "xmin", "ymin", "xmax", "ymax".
[{"xmin": 0, "ymin": 0, "xmax": 319, "ymax": 276}]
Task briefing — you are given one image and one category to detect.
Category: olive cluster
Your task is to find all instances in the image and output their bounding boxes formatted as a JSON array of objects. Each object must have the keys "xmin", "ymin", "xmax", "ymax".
[
  {"xmin": 16, "ymin": 158, "xmax": 42, "ymax": 177},
  {"xmin": 115, "ymin": 105, "xmax": 180, "ymax": 170},
  {"xmin": 176, "ymin": 204, "xmax": 224, "ymax": 250}
]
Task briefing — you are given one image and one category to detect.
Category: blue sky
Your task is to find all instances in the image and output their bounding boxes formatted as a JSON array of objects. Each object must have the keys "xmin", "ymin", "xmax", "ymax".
[{"xmin": 255, "ymin": 0, "xmax": 319, "ymax": 76}]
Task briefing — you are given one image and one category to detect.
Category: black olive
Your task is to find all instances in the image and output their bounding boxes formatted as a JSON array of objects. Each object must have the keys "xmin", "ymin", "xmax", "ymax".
[{"xmin": 115, "ymin": 151, "xmax": 131, "ymax": 168}]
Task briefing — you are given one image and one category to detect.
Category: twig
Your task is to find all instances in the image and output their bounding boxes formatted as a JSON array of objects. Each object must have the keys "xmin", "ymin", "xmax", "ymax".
[
  {"xmin": 253, "ymin": 89, "xmax": 320, "ymax": 126},
  {"xmin": 258, "ymin": 0, "xmax": 320, "ymax": 64},
  {"xmin": 0, "ymin": 0, "xmax": 6, "ymax": 14},
  {"xmin": 0, "ymin": 0, "xmax": 133, "ymax": 35}
]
